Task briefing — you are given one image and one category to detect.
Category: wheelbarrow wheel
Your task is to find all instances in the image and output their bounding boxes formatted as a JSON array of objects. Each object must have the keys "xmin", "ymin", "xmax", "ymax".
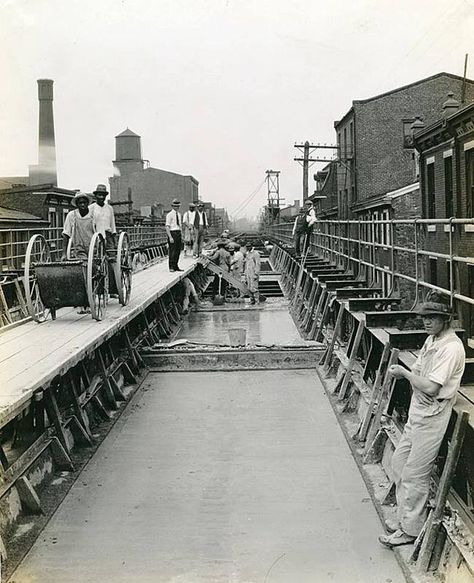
[
  {"xmin": 114, "ymin": 232, "xmax": 132, "ymax": 306},
  {"xmin": 24, "ymin": 234, "xmax": 52, "ymax": 323},
  {"xmin": 87, "ymin": 233, "xmax": 108, "ymax": 321}
]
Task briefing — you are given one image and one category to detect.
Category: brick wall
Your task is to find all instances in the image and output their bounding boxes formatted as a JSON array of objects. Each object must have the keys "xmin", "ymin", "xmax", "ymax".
[
  {"xmin": 352, "ymin": 75, "xmax": 474, "ymax": 205},
  {"xmin": 109, "ymin": 168, "xmax": 199, "ymax": 213},
  {"xmin": 391, "ymin": 190, "xmax": 423, "ymax": 307},
  {"xmin": 317, "ymin": 162, "xmax": 338, "ymax": 217}
]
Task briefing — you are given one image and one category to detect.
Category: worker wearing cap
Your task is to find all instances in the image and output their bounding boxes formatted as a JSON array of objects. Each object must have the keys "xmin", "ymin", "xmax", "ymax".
[
  {"xmin": 61, "ymin": 192, "xmax": 96, "ymax": 261},
  {"xmin": 89, "ymin": 184, "xmax": 117, "ymax": 251},
  {"xmin": 182, "ymin": 202, "xmax": 197, "ymax": 257},
  {"xmin": 165, "ymin": 199, "xmax": 183, "ymax": 272},
  {"xmin": 292, "ymin": 206, "xmax": 310, "ymax": 257},
  {"xmin": 209, "ymin": 239, "xmax": 231, "ymax": 300},
  {"xmin": 193, "ymin": 202, "xmax": 208, "ymax": 257},
  {"xmin": 244, "ymin": 243, "xmax": 261, "ymax": 304},
  {"xmin": 379, "ymin": 291, "xmax": 465, "ymax": 548}
]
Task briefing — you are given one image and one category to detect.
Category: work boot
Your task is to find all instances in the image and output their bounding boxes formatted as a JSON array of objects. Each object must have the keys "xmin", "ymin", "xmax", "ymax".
[{"xmin": 379, "ymin": 529, "xmax": 416, "ymax": 548}]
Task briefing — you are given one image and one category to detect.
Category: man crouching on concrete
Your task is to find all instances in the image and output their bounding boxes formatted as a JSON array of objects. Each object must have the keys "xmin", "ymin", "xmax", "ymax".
[{"xmin": 379, "ymin": 291, "xmax": 465, "ymax": 548}]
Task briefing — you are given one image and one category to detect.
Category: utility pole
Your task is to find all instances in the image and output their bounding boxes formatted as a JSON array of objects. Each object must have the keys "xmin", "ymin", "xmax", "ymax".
[
  {"xmin": 294, "ymin": 142, "xmax": 319, "ymax": 201},
  {"xmin": 294, "ymin": 142, "xmax": 338, "ymax": 201}
]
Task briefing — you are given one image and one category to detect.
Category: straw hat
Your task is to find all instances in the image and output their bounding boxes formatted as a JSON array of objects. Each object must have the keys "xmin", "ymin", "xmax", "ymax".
[{"xmin": 71, "ymin": 191, "xmax": 91, "ymax": 206}]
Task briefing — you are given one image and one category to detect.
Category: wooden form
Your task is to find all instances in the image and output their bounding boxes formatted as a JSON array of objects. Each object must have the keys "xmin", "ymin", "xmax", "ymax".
[
  {"xmin": 271, "ymin": 238, "xmax": 474, "ymax": 574},
  {"xmin": 0, "ymin": 259, "xmax": 209, "ymax": 557}
]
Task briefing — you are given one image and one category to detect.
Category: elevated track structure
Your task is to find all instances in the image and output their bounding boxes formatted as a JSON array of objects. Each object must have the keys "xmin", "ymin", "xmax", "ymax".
[{"xmin": 266, "ymin": 218, "xmax": 474, "ymax": 581}]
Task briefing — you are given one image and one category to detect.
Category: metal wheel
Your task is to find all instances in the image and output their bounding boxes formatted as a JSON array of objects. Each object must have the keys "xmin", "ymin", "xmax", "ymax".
[
  {"xmin": 114, "ymin": 232, "xmax": 132, "ymax": 306},
  {"xmin": 24, "ymin": 234, "xmax": 52, "ymax": 322},
  {"xmin": 87, "ymin": 233, "xmax": 108, "ymax": 321}
]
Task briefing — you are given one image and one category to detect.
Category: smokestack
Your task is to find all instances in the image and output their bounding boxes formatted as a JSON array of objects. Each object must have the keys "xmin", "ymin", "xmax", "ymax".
[{"xmin": 29, "ymin": 79, "xmax": 57, "ymax": 185}]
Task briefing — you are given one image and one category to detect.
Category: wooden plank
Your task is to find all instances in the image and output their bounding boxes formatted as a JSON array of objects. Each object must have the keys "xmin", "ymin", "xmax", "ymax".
[{"xmin": 0, "ymin": 256, "xmax": 198, "ymax": 428}]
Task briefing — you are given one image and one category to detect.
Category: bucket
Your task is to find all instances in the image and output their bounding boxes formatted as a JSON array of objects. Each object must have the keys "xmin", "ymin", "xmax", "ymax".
[{"xmin": 229, "ymin": 328, "xmax": 247, "ymax": 347}]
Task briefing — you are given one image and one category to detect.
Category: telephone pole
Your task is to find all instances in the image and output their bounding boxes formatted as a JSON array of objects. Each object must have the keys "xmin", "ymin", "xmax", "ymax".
[{"xmin": 294, "ymin": 142, "xmax": 339, "ymax": 201}]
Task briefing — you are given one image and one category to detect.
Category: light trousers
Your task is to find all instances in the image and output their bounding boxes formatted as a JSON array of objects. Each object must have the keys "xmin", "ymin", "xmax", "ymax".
[{"xmin": 391, "ymin": 402, "xmax": 452, "ymax": 536}]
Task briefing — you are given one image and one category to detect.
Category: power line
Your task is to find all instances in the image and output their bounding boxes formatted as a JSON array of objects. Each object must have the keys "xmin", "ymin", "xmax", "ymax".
[{"xmin": 231, "ymin": 177, "xmax": 267, "ymax": 217}]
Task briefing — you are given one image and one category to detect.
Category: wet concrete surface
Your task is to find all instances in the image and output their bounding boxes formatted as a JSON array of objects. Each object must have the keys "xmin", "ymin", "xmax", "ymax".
[
  {"xmin": 11, "ymin": 370, "xmax": 405, "ymax": 583},
  {"xmin": 176, "ymin": 301, "xmax": 313, "ymax": 347}
]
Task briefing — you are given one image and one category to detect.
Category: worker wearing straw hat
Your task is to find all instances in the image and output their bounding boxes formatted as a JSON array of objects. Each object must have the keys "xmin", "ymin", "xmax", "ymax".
[
  {"xmin": 379, "ymin": 291, "xmax": 465, "ymax": 548},
  {"xmin": 61, "ymin": 192, "xmax": 95, "ymax": 261}
]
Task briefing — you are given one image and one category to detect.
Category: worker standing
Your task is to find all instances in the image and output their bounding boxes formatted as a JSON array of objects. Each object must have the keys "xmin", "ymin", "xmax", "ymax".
[
  {"xmin": 165, "ymin": 199, "xmax": 183, "ymax": 272},
  {"xmin": 209, "ymin": 239, "xmax": 231, "ymax": 300},
  {"xmin": 292, "ymin": 207, "xmax": 310, "ymax": 257},
  {"xmin": 379, "ymin": 291, "xmax": 465, "ymax": 548},
  {"xmin": 61, "ymin": 192, "xmax": 95, "ymax": 261},
  {"xmin": 61, "ymin": 192, "xmax": 96, "ymax": 314},
  {"xmin": 193, "ymin": 202, "xmax": 208, "ymax": 257},
  {"xmin": 244, "ymin": 243, "xmax": 261, "ymax": 304},
  {"xmin": 182, "ymin": 202, "xmax": 196, "ymax": 257},
  {"xmin": 89, "ymin": 184, "xmax": 117, "ymax": 251}
]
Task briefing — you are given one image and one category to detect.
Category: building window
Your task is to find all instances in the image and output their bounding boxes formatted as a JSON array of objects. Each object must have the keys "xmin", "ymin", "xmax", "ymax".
[
  {"xmin": 428, "ymin": 258, "xmax": 437, "ymax": 287},
  {"xmin": 337, "ymin": 132, "xmax": 341, "ymax": 160},
  {"xmin": 343, "ymin": 128, "xmax": 347, "ymax": 159},
  {"xmin": 444, "ymin": 155, "xmax": 453, "ymax": 217},
  {"xmin": 426, "ymin": 161, "xmax": 435, "ymax": 218},
  {"xmin": 402, "ymin": 119, "xmax": 415, "ymax": 148},
  {"xmin": 349, "ymin": 122, "xmax": 353, "ymax": 158},
  {"xmin": 466, "ymin": 149, "xmax": 474, "ymax": 216}
]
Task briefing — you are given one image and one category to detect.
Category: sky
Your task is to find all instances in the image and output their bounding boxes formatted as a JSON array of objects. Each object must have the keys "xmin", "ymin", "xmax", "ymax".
[{"xmin": 1, "ymin": 0, "xmax": 473, "ymax": 220}]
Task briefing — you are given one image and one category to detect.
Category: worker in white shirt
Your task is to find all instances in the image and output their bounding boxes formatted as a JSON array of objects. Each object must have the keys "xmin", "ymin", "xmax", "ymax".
[
  {"xmin": 165, "ymin": 199, "xmax": 183, "ymax": 272},
  {"xmin": 182, "ymin": 202, "xmax": 197, "ymax": 257},
  {"xmin": 379, "ymin": 291, "xmax": 465, "ymax": 548},
  {"xmin": 193, "ymin": 202, "xmax": 208, "ymax": 257},
  {"xmin": 89, "ymin": 184, "xmax": 117, "ymax": 251}
]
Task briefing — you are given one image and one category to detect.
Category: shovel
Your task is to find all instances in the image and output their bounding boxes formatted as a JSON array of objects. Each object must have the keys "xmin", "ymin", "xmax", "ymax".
[{"xmin": 213, "ymin": 274, "xmax": 225, "ymax": 305}]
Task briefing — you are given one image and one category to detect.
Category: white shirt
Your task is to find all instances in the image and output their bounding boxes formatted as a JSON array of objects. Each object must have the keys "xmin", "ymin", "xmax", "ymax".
[
  {"xmin": 89, "ymin": 202, "xmax": 116, "ymax": 237},
  {"xmin": 196, "ymin": 211, "xmax": 207, "ymax": 227},
  {"xmin": 165, "ymin": 209, "xmax": 182, "ymax": 231},
  {"xmin": 412, "ymin": 328, "xmax": 465, "ymax": 406},
  {"xmin": 307, "ymin": 208, "xmax": 317, "ymax": 227},
  {"xmin": 183, "ymin": 210, "xmax": 196, "ymax": 227}
]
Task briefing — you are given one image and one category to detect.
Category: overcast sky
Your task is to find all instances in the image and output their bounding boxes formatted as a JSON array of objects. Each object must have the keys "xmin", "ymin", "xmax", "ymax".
[{"xmin": 1, "ymin": 0, "xmax": 473, "ymax": 219}]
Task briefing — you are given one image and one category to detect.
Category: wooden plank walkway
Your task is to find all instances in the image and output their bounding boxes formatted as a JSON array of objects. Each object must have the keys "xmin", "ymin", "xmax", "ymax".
[{"xmin": 0, "ymin": 256, "xmax": 197, "ymax": 427}]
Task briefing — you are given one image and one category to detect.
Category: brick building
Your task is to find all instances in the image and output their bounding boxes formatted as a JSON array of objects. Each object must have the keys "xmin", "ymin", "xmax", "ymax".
[
  {"xmin": 312, "ymin": 163, "xmax": 338, "ymax": 218},
  {"xmin": 109, "ymin": 129, "xmax": 199, "ymax": 217},
  {"xmin": 312, "ymin": 73, "xmax": 474, "ymax": 300},
  {"xmin": 279, "ymin": 199, "xmax": 301, "ymax": 221},
  {"xmin": 0, "ymin": 184, "xmax": 75, "ymax": 230},
  {"xmin": 414, "ymin": 98, "xmax": 474, "ymax": 340},
  {"xmin": 328, "ymin": 72, "xmax": 474, "ymax": 221}
]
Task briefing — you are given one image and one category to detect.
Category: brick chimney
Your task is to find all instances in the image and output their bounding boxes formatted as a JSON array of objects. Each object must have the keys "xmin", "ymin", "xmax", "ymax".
[
  {"xmin": 29, "ymin": 79, "xmax": 57, "ymax": 186},
  {"xmin": 442, "ymin": 92, "xmax": 460, "ymax": 118}
]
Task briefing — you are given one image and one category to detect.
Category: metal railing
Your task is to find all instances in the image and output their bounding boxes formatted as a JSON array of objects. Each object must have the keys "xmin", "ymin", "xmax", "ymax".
[
  {"xmin": 0, "ymin": 223, "xmax": 168, "ymax": 272},
  {"xmin": 266, "ymin": 217, "xmax": 474, "ymax": 323}
]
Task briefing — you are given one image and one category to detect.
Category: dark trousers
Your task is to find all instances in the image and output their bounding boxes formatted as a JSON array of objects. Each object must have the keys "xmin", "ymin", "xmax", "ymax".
[
  {"xmin": 294, "ymin": 232, "xmax": 308, "ymax": 256},
  {"xmin": 168, "ymin": 230, "xmax": 182, "ymax": 270}
]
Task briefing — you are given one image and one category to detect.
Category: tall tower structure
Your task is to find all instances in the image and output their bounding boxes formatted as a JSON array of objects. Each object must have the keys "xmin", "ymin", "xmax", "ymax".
[
  {"xmin": 29, "ymin": 79, "xmax": 57, "ymax": 186},
  {"xmin": 113, "ymin": 129, "xmax": 144, "ymax": 177}
]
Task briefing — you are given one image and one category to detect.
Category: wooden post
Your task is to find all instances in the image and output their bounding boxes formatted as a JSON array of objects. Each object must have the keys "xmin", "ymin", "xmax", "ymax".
[
  {"xmin": 321, "ymin": 301, "xmax": 345, "ymax": 368},
  {"xmin": 44, "ymin": 383, "xmax": 70, "ymax": 453},
  {"xmin": 363, "ymin": 349, "xmax": 400, "ymax": 463},
  {"xmin": 356, "ymin": 343, "xmax": 391, "ymax": 442},
  {"xmin": 416, "ymin": 410, "xmax": 470, "ymax": 572},
  {"xmin": 308, "ymin": 288, "xmax": 328, "ymax": 339},
  {"xmin": 338, "ymin": 320, "xmax": 365, "ymax": 400}
]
